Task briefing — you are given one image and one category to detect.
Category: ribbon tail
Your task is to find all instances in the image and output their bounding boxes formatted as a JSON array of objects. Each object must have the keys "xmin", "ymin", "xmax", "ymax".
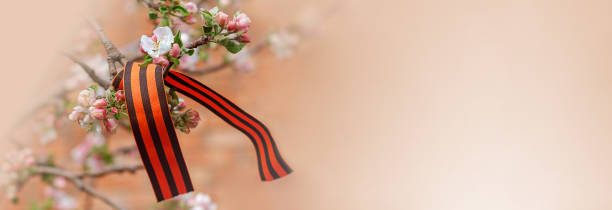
[
  {"xmin": 121, "ymin": 62, "xmax": 194, "ymax": 201},
  {"xmin": 164, "ymin": 70, "xmax": 292, "ymax": 181}
]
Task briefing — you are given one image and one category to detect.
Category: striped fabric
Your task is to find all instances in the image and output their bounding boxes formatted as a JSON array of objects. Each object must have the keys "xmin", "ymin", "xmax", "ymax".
[{"xmin": 114, "ymin": 62, "xmax": 291, "ymax": 201}]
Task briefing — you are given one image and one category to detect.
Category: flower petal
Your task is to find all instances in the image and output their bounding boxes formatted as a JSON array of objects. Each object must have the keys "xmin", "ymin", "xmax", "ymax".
[
  {"xmin": 140, "ymin": 35, "xmax": 158, "ymax": 58},
  {"xmin": 153, "ymin": 26, "xmax": 174, "ymax": 42}
]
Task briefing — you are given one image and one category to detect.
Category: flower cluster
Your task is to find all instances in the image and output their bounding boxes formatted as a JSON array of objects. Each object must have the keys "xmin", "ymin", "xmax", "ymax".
[
  {"xmin": 202, "ymin": 7, "xmax": 252, "ymax": 53},
  {"xmin": 140, "ymin": 7, "xmax": 252, "ymax": 69},
  {"xmin": 69, "ymin": 86, "xmax": 126, "ymax": 134},
  {"xmin": 2, "ymin": 148, "xmax": 36, "ymax": 202},
  {"xmin": 167, "ymin": 88, "xmax": 201, "ymax": 133},
  {"xmin": 148, "ymin": 1, "xmax": 200, "ymax": 26}
]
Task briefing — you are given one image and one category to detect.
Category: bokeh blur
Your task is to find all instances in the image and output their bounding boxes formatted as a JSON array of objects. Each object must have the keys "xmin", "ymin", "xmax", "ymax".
[{"xmin": 3, "ymin": 0, "xmax": 612, "ymax": 209}]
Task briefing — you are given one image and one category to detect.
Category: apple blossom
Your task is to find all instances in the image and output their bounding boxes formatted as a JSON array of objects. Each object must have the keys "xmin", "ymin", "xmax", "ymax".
[
  {"xmin": 140, "ymin": 27, "xmax": 174, "ymax": 58},
  {"xmin": 214, "ymin": 11, "xmax": 229, "ymax": 26},
  {"xmin": 116, "ymin": 90, "xmax": 125, "ymax": 101},
  {"xmin": 239, "ymin": 34, "xmax": 251, "ymax": 43},
  {"xmin": 153, "ymin": 55, "xmax": 170, "ymax": 67},
  {"xmin": 170, "ymin": 43, "xmax": 181, "ymax": 58},
  {"xmin": 78, "ymin": 89, "xmax": 95, "ymax": 107},
  {"xmin": 227, "ymin": 20, "xmax": 237, "ymax": 31},
  {"xmin": 90, "ymin": 108, "xmax": 106, "ymax": 120},
  {"xmin": 92, "ymin": 98, "xmax": 107, "ymax": 108},
  {"xmin": 68, "ymin": 111, "xmax": 83, "ymax": 121},
  {"xmin": 104, "ymin": 118, "xmax": 118, "ymax": 133},
  {"xmin": 235, "ymin": 13, "xmax": 251, "ymax": 31},
  {"xmin": 184, "ymin": 2, "xmax": 198, "ymax": 14},
  {"xmin": 184, "ymin": 15, "xmax": 197, "ymax": 24}
]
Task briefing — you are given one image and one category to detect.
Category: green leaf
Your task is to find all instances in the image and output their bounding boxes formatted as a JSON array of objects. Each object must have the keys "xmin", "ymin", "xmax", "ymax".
[
  {"xmin": 148, "ymin": 10, "xmax": 158, "ymax": 20},
  {"xmin": 141, "ymin": 55, "xmax": 153, "ymax": 66},
  {"xmin": 169, "ymin": 57, "xmax": 181, "ymax": 68},
  {"xmin": 201, "ymin": 10, "xmax": 213, "ymax": 26},
  {"xmin": 220, "ymin": 39, "xmax": 246, "ymax": 54},
  {"xmin": 174, "ymin": 30, "xmax": 183, "ymax": 47},
  {"xmin": 172, "ymin": 5, "xmax": 190, "ymax": 16},
  {"xmin": 184, "ymin": 49, "xmax": 195, "ymax": 56}
]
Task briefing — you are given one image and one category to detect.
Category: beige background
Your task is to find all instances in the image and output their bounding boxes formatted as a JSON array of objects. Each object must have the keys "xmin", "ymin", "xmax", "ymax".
[{"xmin": 2, "ymin": 0, "xmax": 612, "ymax": 209}]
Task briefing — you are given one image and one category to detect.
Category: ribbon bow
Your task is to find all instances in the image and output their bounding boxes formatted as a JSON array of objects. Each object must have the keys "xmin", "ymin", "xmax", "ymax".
[{"xmin": 112, "ymin": 62, "xmax": 292, "ymax": 201}]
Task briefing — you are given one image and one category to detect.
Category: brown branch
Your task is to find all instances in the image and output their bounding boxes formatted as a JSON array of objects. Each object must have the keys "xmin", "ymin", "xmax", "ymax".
[
  {"xmin": 188, "ymin": 39, "xmax": 269, "ymax": 75},
  {"xmin": 86, "ymin": 17, "xmax": 126, "ymax": 78},
  {"xmin": 63, "ymin": 53, "xmax": 111, "ymax": 89},
  {"xmin": 32, "ymin": 166, "xmax": 126, "ymax": 210},
  {"xmin": 76, "ymin": 164, "xmax": 144, "ymax": 179}
]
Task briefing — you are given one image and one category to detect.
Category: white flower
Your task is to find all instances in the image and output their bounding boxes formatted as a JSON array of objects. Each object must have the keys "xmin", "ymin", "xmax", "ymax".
[{"xmin": 140, "ymin": 27, "xmax": 175, "ymax": 58}]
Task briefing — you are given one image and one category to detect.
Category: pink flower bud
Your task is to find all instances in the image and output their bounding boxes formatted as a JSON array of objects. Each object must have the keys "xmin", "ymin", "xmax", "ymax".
[
  {"xmin": 186, "ymin": 110, "xmax": 200, "ymax": 128},
  {"xmin": 153, "ymin": 55, "xmax": 170, "ymax": 67},
  {"xmin": 170, "ymin": 43, "xmax": 181, "ymax": 58},
  {"xmin": 68, "ymin": 111, "xmax": 83, "ymax": 121},
  {"xmin": 78, "ymin": 89, "xmax": 94, "ymax": 107},
  {"xmin": 184, "ymin": 15, "xmax": 197, "ymax": 24},
  {"xmin": 116, "ymin": 90, "xmax": 125, "ymax": 101},
  {"xmin": 184, "ymin": 2, "xmax": 198, "ymax": 14},
  {"xmin": 105, "ymin": 118, "xmax": 118, "ymax": 133},
  {"xmin": 93, "ymin": 99, "xmax": 107, "ymax": 108},
  {"xmin": 235, "ymin": 13, "xmax": 251, "ymax": 31},
  {"xmin": 214, "ymin": 11, "xmax": 229, "ymax": 26},
  {"xmin": 111, "ymin": 107, "xmax": 119, "ymax": 114},
  {"xmin": 227, "ymin": 20, "xmax": 237, "ymax": 31},
  {"xmin": 239, "ymin": 34, "xmax": 251, "ymax": 43},
  {"xmin": 90, "ymin": 108, "xmax": 106, "ymax": 120}
]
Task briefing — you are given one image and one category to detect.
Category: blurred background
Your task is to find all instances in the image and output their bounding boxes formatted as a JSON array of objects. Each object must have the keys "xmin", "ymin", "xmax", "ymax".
[{"xmin": 2, "ymin": 0, "xmax": 612, "ymax": 209}]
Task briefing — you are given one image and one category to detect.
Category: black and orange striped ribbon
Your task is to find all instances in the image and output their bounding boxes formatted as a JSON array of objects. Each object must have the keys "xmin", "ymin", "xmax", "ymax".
[{"xmin": 113, "ymin": 62, "xmax": 292, "ymax": 201}]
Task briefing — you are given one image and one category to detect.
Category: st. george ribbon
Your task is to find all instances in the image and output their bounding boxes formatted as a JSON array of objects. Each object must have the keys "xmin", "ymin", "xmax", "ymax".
[{"xmin": 112, "ymin": 62, "xmax": 292, "ymax": 201}]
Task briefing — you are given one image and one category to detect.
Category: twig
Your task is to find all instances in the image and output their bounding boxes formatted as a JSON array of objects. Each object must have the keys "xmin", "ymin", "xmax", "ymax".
[
  {"xmin": 188, "ymin": 39, "xmax": 269, "ymax": 75},
  {"xmin": 86, "ymin": 17, "xmax": 126, "ymax": 78},
  {"xmin": 32, "ymin": 166, "xmax": 126, "ymax": 210},
  {"xmin": 76, "ymin": 164, "xmax": 144, "ymax": 179},
  {"xmin": 63, "ymin": 53, "xmax": 111, "ymax": 89}
]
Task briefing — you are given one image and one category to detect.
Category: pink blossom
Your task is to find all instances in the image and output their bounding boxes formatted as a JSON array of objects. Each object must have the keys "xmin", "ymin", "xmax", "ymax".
[
  {"xmin": 111, "ymin": 107, "xmax": 119, "ymax": 114},
  {"xmin": 68, "ymin": 111, "xmax": 83, "ymax": 121},
  {"xmin": 90, "ymin": 108, "xmax": 106, "ymax": 120},
  {"xmin": 170, "ymin": 43, "xmax": 181, "ymax": 58},
  {"xmin": 235, "ymin": 13, "xmax": 251, "ymax": 31},
  {"xmin": 116, "ymin": 90, "xmax": 125, "ymax": 101},
  {"xmin": 153, "ymin": 55, "xmax": 170, "ymax": 67},
  {"xmin": 186, "ymin": 110, "xmax": 200, "ymax": 128},
  {"xmin": 104, "ymin": 118, "xmax": 118, "ymax": 133},
  {"xmin": 183, "ymin": 2, "xmax": 198, "ymax": 14},
  {"xmin": 214, "ymin": 11, "xmax": 229, "ymax": 26},
  {"xmin": 93, "ymin": 98, "xmax": 107, "ymax": 108},
  {"xmin": 77, "ymin": 89, "xmax": 95, "ymax": 107},
  {"xmin": 239, "ymin": 34, "xmax": 251, "ymax": 43},
  {"xmin": 227, "ymin": 20, "xmax": 237, "ymax": 31},
  {"xmin": 184, "ymin": 15, "xmax": 197, "ymax": 24}
]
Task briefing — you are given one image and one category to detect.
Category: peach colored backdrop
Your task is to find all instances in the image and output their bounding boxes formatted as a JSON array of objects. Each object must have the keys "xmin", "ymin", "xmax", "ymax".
[{"xmin": 2, "ymin": 0, "xmax": 612, "ymax": 209}]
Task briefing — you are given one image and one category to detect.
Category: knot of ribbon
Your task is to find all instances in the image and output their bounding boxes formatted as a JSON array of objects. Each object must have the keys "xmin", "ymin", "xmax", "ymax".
[{"xmin": 112, "ymin": 62, "xmax": 292, "ymax": 201}]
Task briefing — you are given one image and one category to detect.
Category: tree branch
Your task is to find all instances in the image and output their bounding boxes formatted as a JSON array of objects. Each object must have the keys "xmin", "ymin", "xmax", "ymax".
[
  {"xmin": 86, "ymin": 17, "xmax": 126, "ymax": 78},
  {"xmin": 76, "ymin": 164, "xmax": 144, "ymax": 179},
  {"xmin": 63, "ymin": 53, "xmax": 111, "ymax": 89},
  {"xmin": 32, "ymin": 166, "xmax": 126, "ymax": 210},
  {"xmin": 188, "ymin": 39, "xmax": 269, "ymax": 75}
]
